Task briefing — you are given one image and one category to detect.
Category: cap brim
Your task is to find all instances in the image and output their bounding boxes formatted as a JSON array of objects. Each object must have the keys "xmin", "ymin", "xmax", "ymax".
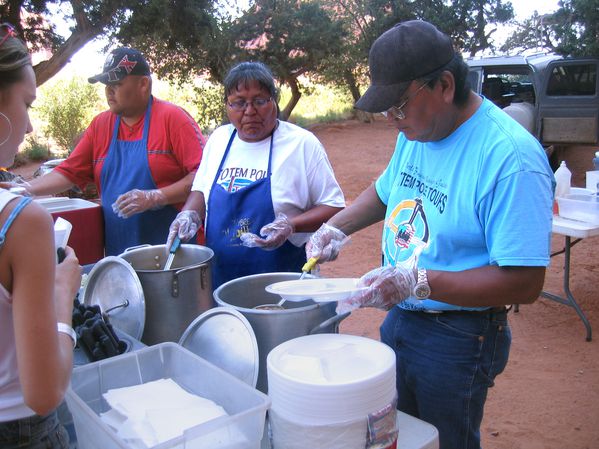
[
  {"xmin": 88, "ymin": 72, "xmax": 123, "ymax": 85},
  {"xmin": 88, "ymin": 73, "xmax": 109, "ymax": 84},
  {"xmin": 355, "ymin": 82, "xmax": 411, "ymax": 113}
]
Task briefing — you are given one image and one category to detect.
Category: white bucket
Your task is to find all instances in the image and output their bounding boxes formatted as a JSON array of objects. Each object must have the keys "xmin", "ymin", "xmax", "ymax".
[{"xmin": 267, "ymin": 334, "xmax": 396, "ymax": 449}]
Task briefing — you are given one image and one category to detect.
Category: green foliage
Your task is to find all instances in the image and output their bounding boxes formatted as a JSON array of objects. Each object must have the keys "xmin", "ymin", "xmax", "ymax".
[
  {"xmin": 153, "ymin": 79, "xmax": 225, "ymax": 134},
  {"xmin": 502, "ymin": 1, "xmax": 599, "ymax": 57},
  {"xmin": 20, "ymin": 137, "xmax": 52, "ymax": 162},
  {"xmin": 36, "ymin": 77, "xmax": 102, "ymax": 153},
  {"xmin": 282, "ymin": 81, "xmax": 354, "ymax": 128},
  {"xmin": 190, "ymin": 83, "xmax": 227, "ymax": 133}
]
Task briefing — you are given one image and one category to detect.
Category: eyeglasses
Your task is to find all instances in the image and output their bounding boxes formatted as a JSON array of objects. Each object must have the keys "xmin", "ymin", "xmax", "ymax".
[
  {"xmin": 0, "ymin": 23, "xmax": 17, "ymax": 48},
  {"xmin": 381, "ymin": 82, "xmax": 429, "ymax": 120},
  {"xmin": 227, "ymin": 97, "xmax": 272, "ymax": 112}
]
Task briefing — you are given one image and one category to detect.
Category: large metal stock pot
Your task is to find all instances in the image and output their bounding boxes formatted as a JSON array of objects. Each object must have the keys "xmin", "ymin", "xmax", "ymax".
[
  {"xmin": 213, "ymin": 272, "xmax": 349, "ymax": 393},
  {"xmin": 118, "ymin": 244, "xmax": 214, "ymax": 345}
]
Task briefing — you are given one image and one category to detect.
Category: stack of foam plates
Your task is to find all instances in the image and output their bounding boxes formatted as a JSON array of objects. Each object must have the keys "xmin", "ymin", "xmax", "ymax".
[{"xmin": 267, "ymin": 333, "xmax": 395, "ymax": 423}]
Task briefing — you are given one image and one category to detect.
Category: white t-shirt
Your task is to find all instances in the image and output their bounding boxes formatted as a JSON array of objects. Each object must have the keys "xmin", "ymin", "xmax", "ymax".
[{"xmin": 192, "ymin": 120, "xmax": 345, "ymax": 246}]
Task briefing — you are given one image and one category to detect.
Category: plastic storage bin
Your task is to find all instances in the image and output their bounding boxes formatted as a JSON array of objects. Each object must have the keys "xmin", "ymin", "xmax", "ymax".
[
  {"xmin": 35, "ymin": 197, "xmax": 104, "ymax": 265},
  {"xmin": 65, "ymin": 342, "xmax": 270, "ymax": 449},
  {"xmin": 557, "ymin": 190, "xmax": 599, "ymax": 225}
]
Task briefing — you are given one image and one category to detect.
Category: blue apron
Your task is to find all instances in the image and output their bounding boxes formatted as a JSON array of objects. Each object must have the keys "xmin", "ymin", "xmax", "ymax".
[
  {"xmin": 206, "ymin": 128, "xmax": 306, "ymax": 288},
  {"xmin": 100, "ymin": 98, "xmax": 178, "ymax": 256}
]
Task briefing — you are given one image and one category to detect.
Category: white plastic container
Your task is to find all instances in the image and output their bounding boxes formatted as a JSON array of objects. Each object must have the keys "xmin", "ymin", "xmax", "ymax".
[
  {"xmin": 267, "ymin": 334, "xmax": 396, "ymax": 449},
  {"xmin": 586, "ymin": 170, "xmax": 599, "ymax": 192},
  {"xmin": 65, "ymin": 342, "xmax": 270, "ymax": 449},
  {"xmin": 554, "ymin": 161, "xmax": 572, "ymax": 198},
  {"xmin": 554, "ymin": 161, "xmax": 572, "ymax": 214},
  {"xmin": 557, "ymin": 191, "xmax": 599, "ymax": 224}
]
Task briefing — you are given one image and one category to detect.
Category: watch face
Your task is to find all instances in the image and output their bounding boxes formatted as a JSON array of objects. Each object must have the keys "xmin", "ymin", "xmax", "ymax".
[{"xmin": 414, "ymin": 283, "xmax": 431, "ymax": 300}]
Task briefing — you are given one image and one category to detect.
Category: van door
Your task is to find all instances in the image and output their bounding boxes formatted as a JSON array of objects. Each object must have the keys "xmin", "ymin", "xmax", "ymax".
[{"xmin": 538, "ymin": 59, "xmax": 599, "ymax": 145}]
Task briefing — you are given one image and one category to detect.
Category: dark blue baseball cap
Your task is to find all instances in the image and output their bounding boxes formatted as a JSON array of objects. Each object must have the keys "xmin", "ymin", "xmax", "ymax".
[
  {"xmin": 88, "ymin": 47, "xmax": 151, "ymax": 84},
  {"xmin": 355, "ymin": 20, "xmax": 455, "ymax": 113}
]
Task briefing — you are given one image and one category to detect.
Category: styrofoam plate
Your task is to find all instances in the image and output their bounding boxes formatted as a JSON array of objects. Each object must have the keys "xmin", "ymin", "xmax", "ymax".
[{"xmin": 265, "ymin": 278, "xmax": 368, "ymax": 303}]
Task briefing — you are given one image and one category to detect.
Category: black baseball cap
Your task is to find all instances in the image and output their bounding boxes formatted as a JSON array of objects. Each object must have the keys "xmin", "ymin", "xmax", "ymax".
[
  {"xmin": 88, "ymin": 47, "xmax": 151, "ymax": 84},
  {"xmin": 355, "ymin": 20, "xmax": 455, "ymax": 113}
]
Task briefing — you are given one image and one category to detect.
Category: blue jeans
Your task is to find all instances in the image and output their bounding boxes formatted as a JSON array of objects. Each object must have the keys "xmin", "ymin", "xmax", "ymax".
[
  {"xmin": 380, "ymin": 307, "xmax": 511, "ymax": 449},
  {"xmin": 0, "ymin": 409, "xmax": 69, "ymax": 449}
]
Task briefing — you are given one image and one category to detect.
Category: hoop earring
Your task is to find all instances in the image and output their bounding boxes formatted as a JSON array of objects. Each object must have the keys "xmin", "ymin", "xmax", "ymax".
[{"xmin": 0, "ymin": 112, "xmax": 12, "ymax": 147}]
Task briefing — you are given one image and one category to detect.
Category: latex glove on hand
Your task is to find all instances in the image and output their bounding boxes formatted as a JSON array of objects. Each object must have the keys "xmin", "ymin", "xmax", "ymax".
[
  {"xmin": 336, "ymin": 265, "xmax": 417, "ymax": 314},
  {"xmin": 111, "ymin": 189, "xmax": 167, "ymax": 219},
  {"xmin": 166, "ymin": 210, "xmax": 202, "ymax": 249},
  {"xmin": 0, "ymin": 178, "xmax": 32, "ymax": 196},
  {"xmin": 240, "ymin": 213, "xmax": 294, "ymax": 251},
  {"xmin": 305, "ymin": 223, "xmax": 349, "ymax": 264}
]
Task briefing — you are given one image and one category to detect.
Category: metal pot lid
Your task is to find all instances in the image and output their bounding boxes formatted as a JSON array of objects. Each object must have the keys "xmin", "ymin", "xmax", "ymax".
[
  {"xmin": 82, "ymin": 256, "xmax": 145, "ymax": 340},
  {"xmin": 179, "ymin": 307, "xmax": 259, "ymax": 388}
]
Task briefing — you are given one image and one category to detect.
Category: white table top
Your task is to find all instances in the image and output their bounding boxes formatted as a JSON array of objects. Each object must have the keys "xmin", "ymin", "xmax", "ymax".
[{"xmin": 552, "ymin": 215, "xmax": 599, "ymax": 239}]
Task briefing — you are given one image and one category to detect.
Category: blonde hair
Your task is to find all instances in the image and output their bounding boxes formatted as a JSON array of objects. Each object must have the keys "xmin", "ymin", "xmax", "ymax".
[{"xmin": 0, "ymin": 25, "xmax": 32, "ymax": 91}]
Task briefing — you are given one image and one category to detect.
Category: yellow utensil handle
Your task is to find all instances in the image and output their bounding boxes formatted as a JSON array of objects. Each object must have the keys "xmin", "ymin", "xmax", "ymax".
[{"xmin": 302, "ymin": 257, "xmax": 319, "ymax": 273}]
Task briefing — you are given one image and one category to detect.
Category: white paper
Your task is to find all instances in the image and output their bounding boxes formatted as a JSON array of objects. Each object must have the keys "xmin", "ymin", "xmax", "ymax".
[
  {"xmin": 100, "ymin": 378, "xmax": 228, "ymax": 447},
  {"xmin": 53, "ymin": 217, "xmax": 72, "ymax": 250}
]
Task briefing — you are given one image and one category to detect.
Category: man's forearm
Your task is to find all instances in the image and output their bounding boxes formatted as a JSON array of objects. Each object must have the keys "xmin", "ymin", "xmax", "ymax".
[{"xmin": 27, "ymin": 171, "xmax": 75, "ymax": 196}]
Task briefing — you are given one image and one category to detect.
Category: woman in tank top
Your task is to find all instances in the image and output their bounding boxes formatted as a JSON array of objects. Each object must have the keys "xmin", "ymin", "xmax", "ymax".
[{"xmin": 0, "ymin": 23, "xmax": 81, "ymax": 448}]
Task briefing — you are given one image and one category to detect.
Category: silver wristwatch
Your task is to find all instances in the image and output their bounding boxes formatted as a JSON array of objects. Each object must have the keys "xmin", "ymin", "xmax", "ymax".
[{"xmin": 413, "ymin": 268, "xmax": 431, "ymax": 300}]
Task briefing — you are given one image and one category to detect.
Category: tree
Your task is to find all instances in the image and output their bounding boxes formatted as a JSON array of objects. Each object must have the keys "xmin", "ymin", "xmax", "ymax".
[
  {"xmin": 37, "ymin": 76, "xmax": 101, "ymax": 152},
  {"xmin": 502, "ymin": 0, "xmax": 599, "ymax": 57},
  {"xmin": 0, "ymin": 0, "xmax": 218, "ymax": 86},
  {"xmin": 227, "ymin": 0, "xmax": 346, "ymax": 120}
]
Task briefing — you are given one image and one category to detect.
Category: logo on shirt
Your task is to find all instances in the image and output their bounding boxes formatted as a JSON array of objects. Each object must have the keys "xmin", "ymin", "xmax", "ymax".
[{"xmin": 383, "ymin": 197, "xmax": 429, "ymax": 268}]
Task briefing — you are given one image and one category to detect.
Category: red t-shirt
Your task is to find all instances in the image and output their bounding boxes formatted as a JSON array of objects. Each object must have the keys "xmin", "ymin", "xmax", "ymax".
[{"xmin": 56, "ymin": 97, "xmax": 205, "ymax": 196}]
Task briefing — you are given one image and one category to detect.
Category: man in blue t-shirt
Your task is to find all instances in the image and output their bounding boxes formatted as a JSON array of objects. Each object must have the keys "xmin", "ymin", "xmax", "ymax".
[{"xmin": 307, "ymin": 20, "xmax": 553, "ymax": 449}]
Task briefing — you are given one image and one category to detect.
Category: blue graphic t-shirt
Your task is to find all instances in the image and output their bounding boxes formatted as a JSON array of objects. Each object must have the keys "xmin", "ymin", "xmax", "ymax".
[{"xmin": 375, "ymin": 98, "xmax": 554, "ymax": 311}]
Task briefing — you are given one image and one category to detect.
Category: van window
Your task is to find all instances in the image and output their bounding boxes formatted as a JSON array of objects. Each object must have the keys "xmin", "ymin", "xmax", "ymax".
[{"xmin": 546, "ymin": 63, "xmax": 597, "ymax": 96}]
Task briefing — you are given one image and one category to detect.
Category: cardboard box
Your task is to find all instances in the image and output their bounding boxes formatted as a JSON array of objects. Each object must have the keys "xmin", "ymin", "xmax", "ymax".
[{"xmin": 36, "ymin": 198, "xmax": 104, "ymax": 265}]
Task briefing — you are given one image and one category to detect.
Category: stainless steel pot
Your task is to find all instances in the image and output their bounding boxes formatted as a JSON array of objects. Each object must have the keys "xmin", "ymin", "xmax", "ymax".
[
  {"xmin": 213, "ymin": 272, "xmax": 349, "ymax": 393},
  {"xmin": 118, "ymin": 244, "xmax": 214, "ymax": 345}
]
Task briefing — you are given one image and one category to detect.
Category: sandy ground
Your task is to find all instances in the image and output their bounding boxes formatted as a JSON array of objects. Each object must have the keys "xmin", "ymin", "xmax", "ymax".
[
  {"xmin": 12, "ymin": 117, "xmax": 599, "ymax": 449},
  {"xmin": 309, "ymin": 118, "xmax": 599, "ymax": 449}
]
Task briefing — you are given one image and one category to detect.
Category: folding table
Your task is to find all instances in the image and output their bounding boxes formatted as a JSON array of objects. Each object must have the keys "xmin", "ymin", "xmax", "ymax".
[{"xmin": 540, "ymin": 215, "xmax": 599, "ymax": 341}]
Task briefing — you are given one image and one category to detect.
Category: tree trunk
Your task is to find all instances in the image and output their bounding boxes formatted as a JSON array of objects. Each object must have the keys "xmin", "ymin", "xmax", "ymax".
[
  {"xmin": 279, "ymin": 76, "xmax": 302, "ymax": 121},
  {"xmin": 34, "ymin": 29, "xmax": 101, "ymax": 86},
  {"xmin": 343, "ymin": 69, "xmax": 373, "ymax": 123}
]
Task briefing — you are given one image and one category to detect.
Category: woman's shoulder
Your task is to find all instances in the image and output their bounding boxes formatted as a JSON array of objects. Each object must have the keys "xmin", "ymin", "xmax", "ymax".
[
  {"xmin": 276, "ymin": 121, "xmax": 322, "ymax": 146},
  {"xmin": 0, "ymin": 197, "xmax": 53, "ymax": 244}
]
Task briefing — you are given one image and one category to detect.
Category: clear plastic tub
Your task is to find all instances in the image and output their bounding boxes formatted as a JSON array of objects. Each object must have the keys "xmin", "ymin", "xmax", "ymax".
[
  {"xmin": 557, "ymin": 192, "xmax": 599, "ymax": 224},
  {"xmin": 65, "ymin": 342, "xmax": 270, "ymax": 449}
]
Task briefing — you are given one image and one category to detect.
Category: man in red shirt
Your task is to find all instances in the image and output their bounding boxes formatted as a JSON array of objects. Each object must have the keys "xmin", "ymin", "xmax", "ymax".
[{"xmin": 18, "ymin": 48, "xmax": 205, "ymax": 255}]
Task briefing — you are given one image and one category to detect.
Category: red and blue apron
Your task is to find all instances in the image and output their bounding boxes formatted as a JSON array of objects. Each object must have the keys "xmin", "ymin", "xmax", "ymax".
[
  {"xmin": 206, "ymin": 128, "xmax": 306, "ymax": 288},
  {"xmin": 100, "ymin": 98, "xmax": 178, "ymax": 256}
]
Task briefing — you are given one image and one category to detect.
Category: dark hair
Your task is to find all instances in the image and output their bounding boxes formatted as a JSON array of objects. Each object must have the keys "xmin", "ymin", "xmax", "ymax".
[
  {"xmin": 0, "ymin": 24, "xmax": 31, "ymax": 91},
  {"xmin": 418, "ymin": 54, "xmax": 471, "ymax": 106},
  {"xmin": 223, "ymin": 61, "xmax": 278, "ymax": 102}
]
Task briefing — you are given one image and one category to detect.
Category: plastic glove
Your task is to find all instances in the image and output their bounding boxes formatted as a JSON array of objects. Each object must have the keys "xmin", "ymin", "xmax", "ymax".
[
  {"xmin": 111, "ymin": 189, "xmax": 167, "ymax": 219},
  {"xmin": 240, "ymin": 213, "xmax": 294, "ymax": 251},
  {"xmin": 166, "ymin": 210, "xmax": 202, "ymax": 248},
  {"xmin": 0, "ymin": 178, "xmax": 32, "ymax": 196},
  {"xmin": 336, "ymin": 265, "xmax": 417, "ymax": 314},
  {"xmin": 305, "ymin": 223, "xmax": 350, "ymax": 264}
]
